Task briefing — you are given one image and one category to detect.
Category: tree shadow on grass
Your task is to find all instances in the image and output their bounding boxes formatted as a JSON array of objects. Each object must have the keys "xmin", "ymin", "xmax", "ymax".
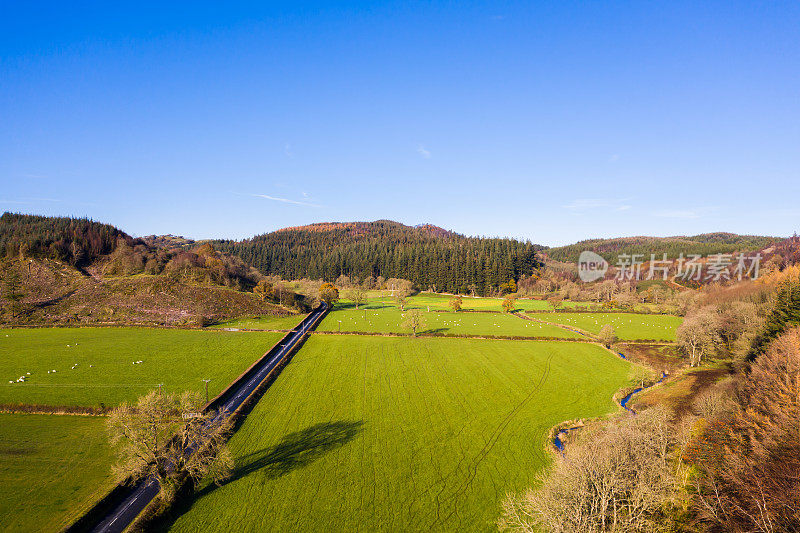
[
  {"xmin": 202, "ymin": 420, "xmax": 363, "ymax": 495},
  {"xmin": 422, "ymin": 328, "xmax": 449, "ymax": 334},
  {"xmin": 158, "ymin": 420, "xmax": 364, "ymax": 530}
]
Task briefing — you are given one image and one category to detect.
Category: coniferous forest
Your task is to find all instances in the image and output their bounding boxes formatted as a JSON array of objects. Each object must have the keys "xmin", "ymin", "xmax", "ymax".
[{"xmin": 214, "ymin": 220, "xmax": 544, "ymax": 295}]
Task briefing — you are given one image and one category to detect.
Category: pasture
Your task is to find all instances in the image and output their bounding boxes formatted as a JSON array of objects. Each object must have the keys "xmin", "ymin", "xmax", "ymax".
[
  {"xmin": 318, "ymin": 304, "xmax": 581, "ymax": 338},
  {"xmin": 166, "ymin": 335, "xmax": 633, "ymax": 532},
  {"xmin": 208, "ymin": 314, "xmax": 306, "ymax": 331},
  {"xmin": 0, "ymin": 328, "xmax": 283, "ymax": 407},
  {"xmin": 0, "ymin": 414, "xmax": 114, "ymax": 532},
  {"xmin": 528, "ymin": 312, "xmax": 683, "ymax": 341},
  {"xmin": 369, "ymin": 293, "xmax": 587, "ymax": 312}
]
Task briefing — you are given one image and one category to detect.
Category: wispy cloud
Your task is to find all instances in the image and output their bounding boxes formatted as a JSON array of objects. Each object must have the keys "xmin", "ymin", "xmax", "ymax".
[
  {"xmin": 0, "ymin": 197, "xmax": 61, "ymax": 204},
  {"xmin": 252, "ymin": 194, "xmax": 322, "ymax": 207},
  {"xmin": 416, "ymin": 144, "xmax": 431, "ymax": 159},
  {"xmin": 564, "ymin": 198, "xmax": 632, "ymax": 212},
  {"xmin": 284, "ymin": 143, "xmax": 294, "ymax": 158},
  {"xmin": 608, "ymin": 154, "xmax": 620, "ymax": 163}
]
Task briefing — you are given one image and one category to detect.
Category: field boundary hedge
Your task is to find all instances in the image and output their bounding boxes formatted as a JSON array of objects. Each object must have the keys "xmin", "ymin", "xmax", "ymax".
[{"xmin": 310, "ymin": 330, "xmax": 594, "ymax": 342}]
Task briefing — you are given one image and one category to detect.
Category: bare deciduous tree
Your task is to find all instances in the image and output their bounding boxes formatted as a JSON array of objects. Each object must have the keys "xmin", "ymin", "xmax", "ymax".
[
  {"xmin": 499, "ymin": 407, "xmax": 678, "ymax": 533},
  {"xmin": 598, "ymin": 324, "xmax": 617, "ymax": 348},
  {"xmin": 107, "ymin": 390, "xmax": 233, "ymax": 502},
  {"xmin": 402, "ymin": 309, "xmax": 426, "ymax": 337},
  {"xmin": 345, "ymin": 287, "xmax": 367, "ymax": 310},
  {"xmin": 676, "ymin": 307, "xmax": 720, "ymax": 366}
]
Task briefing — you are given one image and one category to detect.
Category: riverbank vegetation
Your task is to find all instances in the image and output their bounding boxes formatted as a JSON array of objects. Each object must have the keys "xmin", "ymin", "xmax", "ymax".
[{"xmin": 500, "ymin": 270, "xmax": 800, "ymax": 532}]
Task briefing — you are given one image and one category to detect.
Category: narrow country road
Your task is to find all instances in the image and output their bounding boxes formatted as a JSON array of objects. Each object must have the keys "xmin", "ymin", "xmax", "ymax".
[{"xmin": 88, "ymin": 302, "xmax": 328, "ymax": 533}]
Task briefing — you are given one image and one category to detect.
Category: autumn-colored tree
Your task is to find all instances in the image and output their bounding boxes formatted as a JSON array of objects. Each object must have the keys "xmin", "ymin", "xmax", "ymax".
[
  {"xmin": 402, "ymin": 309, "xmax": 426, "ymax": 337},
  {"xmin": 252, "ymin": 280, "xmax": 274, "ymax": 301},
  {"xmin": 449, "ymin": 295, "xmax": 463, "ymax": 312},
  {"xmin": 686, "ymin": 327, "xmax": 800, "ymax": 531},
  {"xmin": 502, "ymin": 294, "xmax": 516, "ymax": 313},
  {"xmin": 107, "ymin": 390, "xmax": 233, "ymax": 502},
  {"xmin": 318, "ymin": 282, "xmax": 339, "ymax": 306},
  {"xmin": 500, "ymin": 279, "xmax": 517, "ymax": 295}
]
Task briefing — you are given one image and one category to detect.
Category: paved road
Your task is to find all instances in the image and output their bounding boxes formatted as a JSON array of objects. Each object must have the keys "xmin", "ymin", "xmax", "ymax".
[{"xmin": 89, "ymin": 303, "xmax": 328, "ymax": 533}]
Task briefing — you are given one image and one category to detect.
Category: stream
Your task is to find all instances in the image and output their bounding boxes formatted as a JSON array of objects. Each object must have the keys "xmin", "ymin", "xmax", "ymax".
[{"xmin": 553, "ymin": 350, "xmax": 667, "ymax": 453}]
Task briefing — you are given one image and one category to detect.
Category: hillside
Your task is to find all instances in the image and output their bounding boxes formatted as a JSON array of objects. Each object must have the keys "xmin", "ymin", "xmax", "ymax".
[
  {"xmin": 214, "ymin": 220, "xmax": 543, "ymax": 296},
  {"xmin": 0, "ymin": 213, "xmax": 304, "ymax": 326},
  {"xmin": 545, "ymin": 233, "xmax": 778, "ymax": 263}
]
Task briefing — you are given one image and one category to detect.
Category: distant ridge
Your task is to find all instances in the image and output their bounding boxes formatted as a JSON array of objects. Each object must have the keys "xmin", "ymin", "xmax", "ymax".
[
  {"xmin": 545, "ymin": 233, "xmax": 780, "ymax": 263},
  {"xmin": 274, "ymin": 220, "xmax": 452, "ymax": 238}
]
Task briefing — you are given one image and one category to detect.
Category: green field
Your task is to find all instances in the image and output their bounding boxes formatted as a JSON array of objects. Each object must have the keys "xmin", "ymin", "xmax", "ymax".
[
  {"xmin": 382, "ymin": 293, "xmax": 587, "ymax": 312},
  {"xmin": 0, "ymin": 328, "xmax": 283, "ymax": 407},
  {"xmin": 318, "ymin": 304, "xmax": 582, "ymax": 338},
  {"xmin": 166, "ymin": 335, "xmax": 633, "ymax": 532},
  {"xmin": 208, "ymin": 314, "xmax": 307, "ymax": 331},
  {"xmin": 407, "ymin": 294, "xmax": 554, "ymax": 311},
  {"xmin": 0, "ymin": 414, "xmax": 114, "ymax": 532},
  {"xmin": 529, "ymin": 312, "xmax": 683, "ymax": 341}
]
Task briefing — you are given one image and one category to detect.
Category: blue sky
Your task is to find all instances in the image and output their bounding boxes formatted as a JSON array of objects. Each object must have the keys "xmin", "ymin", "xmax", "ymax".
[{"xmin": 1, "ymin": 1, "xmax": 798, "ymax": 245}]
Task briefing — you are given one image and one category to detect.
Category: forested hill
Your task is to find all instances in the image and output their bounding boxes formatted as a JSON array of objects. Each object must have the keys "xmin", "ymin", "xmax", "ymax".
[
  {"xmin": 546, "ymin": 233, "xmax": 778, "ymax": 263},
  {"xmin": 214, "ymin": 220, "xmax": 543, "ymax": 295},
  {"xmin": 0, "ymin": 212, "xmax": 133, "ymax": 266}
]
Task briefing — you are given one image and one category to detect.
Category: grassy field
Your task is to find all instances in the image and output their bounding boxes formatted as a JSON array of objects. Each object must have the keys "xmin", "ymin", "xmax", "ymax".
[
  {"xmin": 407, "ymin": 294, "xmax": 561, "ymax": 311},
  {"xmin": 165, "ymin": 335, "xmax": 633, "ymax": 532},
  {"xmin": 318, "ymin": 303, "xmax": 582, "ymax": 338},
  {"xmin": 0, "ymin": 414, "xmax": 114, "ymax": 532},
  {"xmin": 528, "ymin": 312, "xmax": 683, "ymax": 341},
  {"xmin": 207, "ymin": 314, "xmax": 307, "ymax": 331},
  {"xmin": 0, "ymin": 328, "xmax": 283, "ymax": 407}
]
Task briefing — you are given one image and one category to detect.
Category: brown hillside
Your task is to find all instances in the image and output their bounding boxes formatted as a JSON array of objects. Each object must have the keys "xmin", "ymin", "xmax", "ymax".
[{"xmin": 0, "ymin": 258, "xmax": 296, "ymax": 327}]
